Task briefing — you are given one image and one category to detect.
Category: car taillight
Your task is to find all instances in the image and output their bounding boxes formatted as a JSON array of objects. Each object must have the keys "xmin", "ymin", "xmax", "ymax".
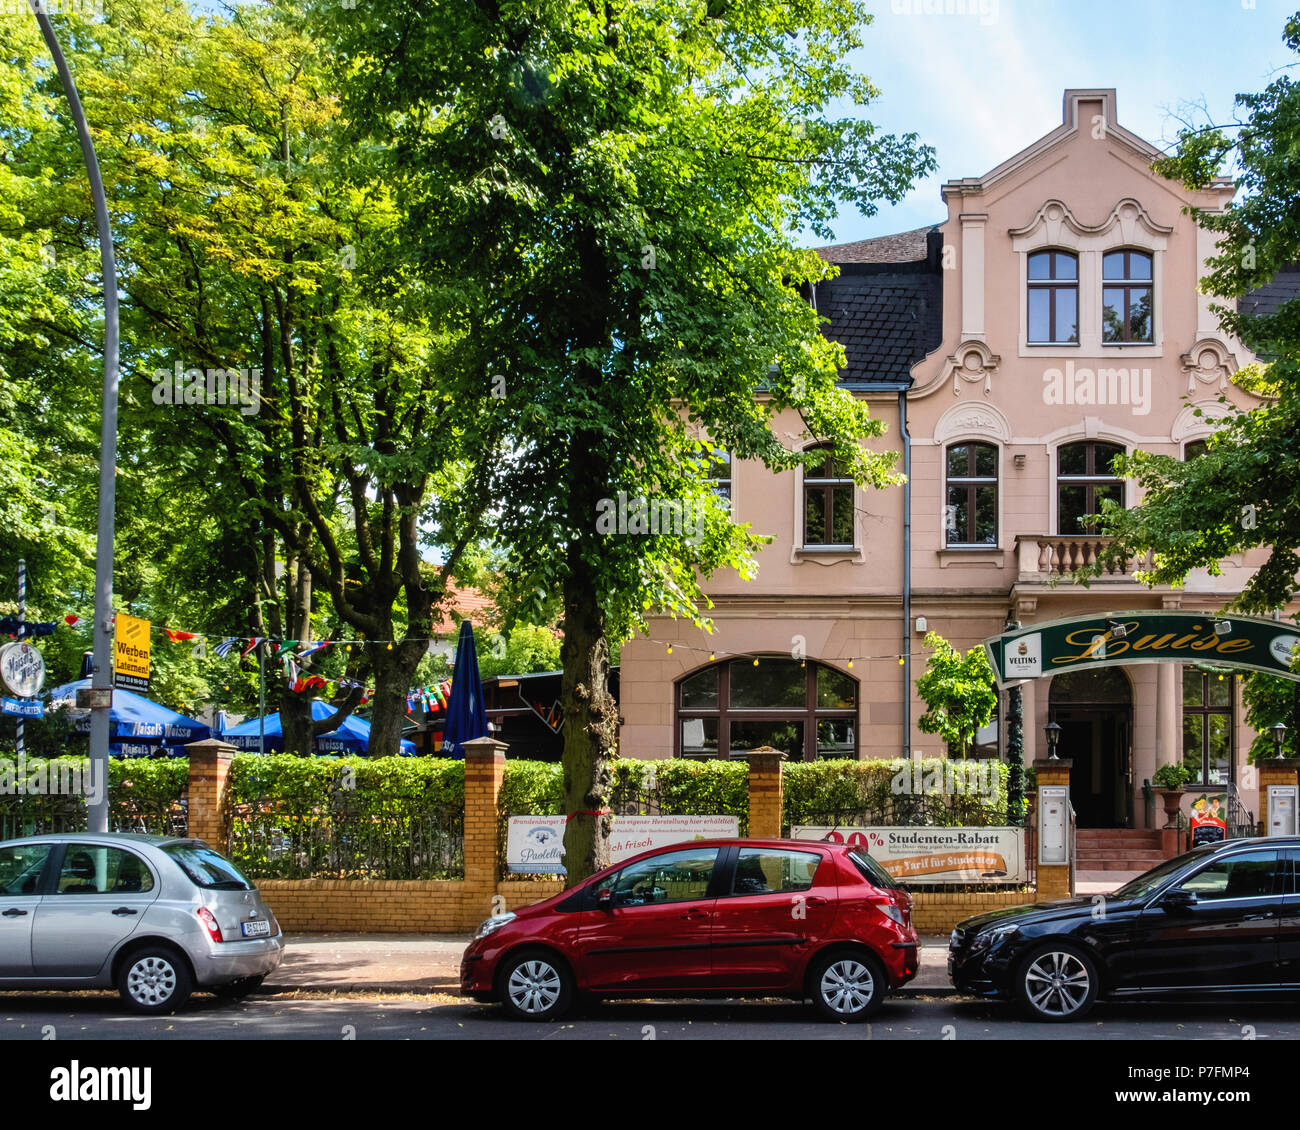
[{"xmin": 197, "ymin": 906, "xmax": 224, "ymax": 943}]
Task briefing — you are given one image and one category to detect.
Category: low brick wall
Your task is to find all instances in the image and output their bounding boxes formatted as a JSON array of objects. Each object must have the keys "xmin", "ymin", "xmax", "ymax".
[
  {"xmin": 257, "ymin": 878, "xmax": 566, "ymax": 933},
  {"xmin": 256, "ymin": 876, "xmax": 1028, "ymax": 935},
  {"xmin": 910, "ymin": 889, "xmax": 1034, "ymax": 934}
]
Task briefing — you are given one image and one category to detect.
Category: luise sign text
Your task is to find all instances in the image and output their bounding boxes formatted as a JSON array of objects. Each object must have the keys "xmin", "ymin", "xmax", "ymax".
[{"xmin": 985, "ymin": 612, "xmax": 1300, "ymax": 688}]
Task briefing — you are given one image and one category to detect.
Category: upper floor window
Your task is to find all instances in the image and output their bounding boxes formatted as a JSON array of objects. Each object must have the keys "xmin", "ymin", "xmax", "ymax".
[
  {"xmin": 704, "ymin": 447, "xmax": 732, "ymax": 502},
  {"xmin": 803, "ymin": 446, "xmax": 854, "ymax": 547},
  {"xmin": 1102, "ymin": 250, "xmax": 1153, "ymax": 343},
  {"xmin": 1058, "ymin": 441, "xmax": 1124, "ymax": 535},
  {"xmin": 1027, "ymin": 250, "xmax": 1078, "ymax": 344},
  {"xmin": 945, "ymin": 442, "xmax": 997, "ymax": 546}
]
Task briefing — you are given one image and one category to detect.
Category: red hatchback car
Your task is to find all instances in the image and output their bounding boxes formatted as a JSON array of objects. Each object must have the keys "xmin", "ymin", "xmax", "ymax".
[{"xmin": 461, "ymin": 838, "xmax": 917, "ymax": 1021}]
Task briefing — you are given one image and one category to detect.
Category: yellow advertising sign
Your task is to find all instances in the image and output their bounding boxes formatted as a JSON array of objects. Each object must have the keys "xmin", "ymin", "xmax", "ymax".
[{"xmin": 114, "ymin": 613, "xmax": 151, "ymax": 692}]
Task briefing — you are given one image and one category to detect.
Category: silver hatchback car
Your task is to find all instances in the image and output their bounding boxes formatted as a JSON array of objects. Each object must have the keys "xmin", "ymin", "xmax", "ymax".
[{"xmin": 0, "ymin": 832, "xmax": 284, "ymax": 1013}]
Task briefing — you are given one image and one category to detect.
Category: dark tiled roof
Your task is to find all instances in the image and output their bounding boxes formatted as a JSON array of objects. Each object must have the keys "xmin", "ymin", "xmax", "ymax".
[
  {"xmin": 815, "ymin": 224, "xmax": 940, "ymax": 265},
  {"xmin": 815, "ymin": 269, "xmax": 943, "ymax": 385},
  {"xmin": 809, "ymin": 224, "xmax": 944, "ymax": 385},
  {"xmin": 1238, "ymin": 264, "xmax": 1300, "ymax": 317}
]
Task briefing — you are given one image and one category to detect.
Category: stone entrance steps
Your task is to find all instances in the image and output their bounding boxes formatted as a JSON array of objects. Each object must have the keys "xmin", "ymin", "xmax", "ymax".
[{"xmin": 1075, "ymin": 828, "xmax": 1167, "ymax": 871}]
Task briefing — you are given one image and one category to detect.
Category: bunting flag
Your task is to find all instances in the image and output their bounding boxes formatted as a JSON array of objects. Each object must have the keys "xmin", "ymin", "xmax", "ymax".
[
  {"xmin": 64, "ymin": 614, "xmax": 86, "ymax": 629},
  {"xmin": 240, "ymin": 637, "xmax": 264, "ymax": 659},
  {"xmin": 214, "ymin": 637, "xmax": 238, "ymax": 659},
  {"xmin": 298, "ymin": 640, "xmax": 332, "ymax": 658},
  {"xmin": 0, "ymin": 618, "xmax": 57, "ymax": 637},
  {"xmin": 271, "ymin": 639, "xmax": 300, "ymax": 660},
  {"xmin": 163, "ymin": 629, "xmax": 197, "ymax": 643}
]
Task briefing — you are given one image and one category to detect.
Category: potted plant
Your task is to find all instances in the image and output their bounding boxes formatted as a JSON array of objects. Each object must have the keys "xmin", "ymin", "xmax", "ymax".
[{"xmin": 1152, "ymin": 762, "xmax": 1193, "ymax": 829}]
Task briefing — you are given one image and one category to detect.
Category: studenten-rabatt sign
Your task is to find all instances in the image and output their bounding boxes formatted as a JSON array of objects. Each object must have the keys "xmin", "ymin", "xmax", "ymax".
[
  {"xmin": 507, "ymin": 815, "xmax": 739, "ymax": 874},
  {"xmin": 789, "ymin": 825, "xmax": 1026, "ymax": 885}
]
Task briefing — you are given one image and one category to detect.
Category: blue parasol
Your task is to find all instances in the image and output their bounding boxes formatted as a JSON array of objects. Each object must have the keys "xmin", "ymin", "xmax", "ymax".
[
  {"xmin": 221, "ymin": 698, "xmax": 416, "ymax": 756},
  {"xmin": 441, "ymin": 620, "xmax": 489, "ymax": 758},
  {"xmin": 48, "ymin": 679, "xmax": 210, "ymax": 754}
]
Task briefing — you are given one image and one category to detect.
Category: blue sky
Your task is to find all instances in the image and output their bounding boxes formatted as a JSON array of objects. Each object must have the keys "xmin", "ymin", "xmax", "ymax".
[{"xmin": 828, "ymin": 0, "xmax": 1299, "ymax": 245}]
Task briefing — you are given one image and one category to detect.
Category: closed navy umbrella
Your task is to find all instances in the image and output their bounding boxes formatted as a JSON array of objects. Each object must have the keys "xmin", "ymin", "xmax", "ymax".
[{"xmin": 441, "ymin": 621, "xmax": 488, "ymax": 758}]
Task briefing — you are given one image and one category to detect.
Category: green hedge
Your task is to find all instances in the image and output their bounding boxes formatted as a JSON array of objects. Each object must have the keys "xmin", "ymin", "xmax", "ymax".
[
  {"xmin": 0, "ymin": 756, "xmax": 188, "ymax": 837},
  {"xmin": 227, "ymin": 755, "xmax": 465, "ymax": 880},
  {"xmin": 784, "ymin": 758, "xmax": 1010, "ymax": 828},
  {"xmin": 227, "ymin": 753, "xmax": 464, "ymax": 812}
]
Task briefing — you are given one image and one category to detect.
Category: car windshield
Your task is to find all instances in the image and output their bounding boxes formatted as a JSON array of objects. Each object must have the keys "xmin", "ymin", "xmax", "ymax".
[
  {"xmin": 848, "ymin": 848, "xmax": 901, "ymax": 889},
  {"xmin": 1110, "ymin": 847, "xmax": 1217, "ymax": 901},
  {"xmin": 162, "ymin": 843, "xmax": 252, "ymax": 890}
]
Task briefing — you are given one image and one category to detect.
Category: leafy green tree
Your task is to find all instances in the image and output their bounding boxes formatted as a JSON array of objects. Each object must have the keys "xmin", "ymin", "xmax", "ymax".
[
  {"xmin": 1090, "ymin": 13, "xmax": 1300, "ymax": 619},
  {"xmin": 1242, "ymin": 670, "xmax": 1300, "ymax": 761},
  {"xmin": 915, "ymin": 632, "xmax": 998, "ymax": 761},
  {"xmin": 318, "ymin": 0, "xmax": 934, "ymax": 882},
  {"xmin": 479, "ymin": 624, "xmax": 563, "ymax": 681},
  {"xmin": 16, "ymin": 0, "xmax": 497, "ymax": 753}
]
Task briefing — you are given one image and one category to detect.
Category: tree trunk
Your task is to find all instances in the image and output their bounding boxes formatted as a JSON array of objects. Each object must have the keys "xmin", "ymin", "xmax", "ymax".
[
  {"xmin": 365, "ymin": 640, "xmax": 425, "ymax": 757},
  {"xmin": 559, "ymin": 558, "xmax": 619, "ymax": 887}
]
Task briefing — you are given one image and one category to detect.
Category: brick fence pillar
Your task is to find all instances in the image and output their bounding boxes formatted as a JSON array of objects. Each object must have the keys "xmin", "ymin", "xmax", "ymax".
[
  {"xmin": 742, "ymin": 747, "xmax": 786, "ymax": 839},
  {"xmin": 185, "ymin": 738, "xmax": 237, "ymax": 850},
  {"xmin": 462, "ymin": 736, "xmax": 508, "ymax": 890},
  {"xmin": 1033, "ymin": 757, "xmax": 1073, "ymax": 901},
  {"xmin": 1259, "ymin": 758, "xmax": 1299, "ymax": 835}
]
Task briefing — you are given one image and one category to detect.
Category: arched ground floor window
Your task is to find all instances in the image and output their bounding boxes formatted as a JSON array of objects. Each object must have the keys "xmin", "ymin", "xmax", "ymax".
[{"xmin": 676, "ymin": 656, "xmax": 858, "ymax": 761}]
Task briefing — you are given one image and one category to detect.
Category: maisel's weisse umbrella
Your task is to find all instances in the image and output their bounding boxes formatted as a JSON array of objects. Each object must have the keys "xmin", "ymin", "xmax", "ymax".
[
  {"xmin": 441, "ymin": 621, "xmax": 488, "ymax": 758},
  {"xmin": 48, "ymin": 679, "xmax": 211, "ymax": 757},
  {"xmin": 221, "ymin": 698, "xmax": 417, "ymax": 756}
]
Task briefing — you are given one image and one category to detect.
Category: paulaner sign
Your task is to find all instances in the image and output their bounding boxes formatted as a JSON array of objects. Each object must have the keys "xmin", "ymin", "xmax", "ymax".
[{"xmin": 985, "ymin": 612, "xmax": 1300, "ymax": 688}]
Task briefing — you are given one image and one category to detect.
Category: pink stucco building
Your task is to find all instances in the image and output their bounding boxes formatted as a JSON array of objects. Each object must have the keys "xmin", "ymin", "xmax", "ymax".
[{"xmin": 616, "ymin": 90, "xmax": 1296, "ymax": 833}]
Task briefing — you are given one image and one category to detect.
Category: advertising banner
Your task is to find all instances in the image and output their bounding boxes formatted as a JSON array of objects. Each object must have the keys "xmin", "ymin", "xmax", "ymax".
[
  {"xmin": 506, "ymin": 814, "xmax": 740, "ymax": 874},
  {"xmin": 113, "ymin": 613, "xmax": 152, "ymax": 692},
  {"xmin": 789, "ymin": 825, "xmax": 1026, "ymax": 884}
]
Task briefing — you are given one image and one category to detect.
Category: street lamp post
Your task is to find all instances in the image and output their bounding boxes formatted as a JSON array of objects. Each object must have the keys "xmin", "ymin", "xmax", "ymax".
[
  {"xmin": 1044, "ymin": 720, "xmax": 1062, "ymax": 760},
  {"xmin": 29, "ymin": 3, "xmax": 119, "ymax": 833},
  {"xmin": 1271, "ymin": 721, "xmax": 1288, "ymax": 759}
]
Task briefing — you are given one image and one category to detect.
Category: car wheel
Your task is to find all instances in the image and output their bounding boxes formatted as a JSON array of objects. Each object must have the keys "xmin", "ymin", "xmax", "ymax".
[
  {"xmin": 810, "ymin": 950, "xmax": 885, "ymax": 1022},
  {"xmin": 117, "ymin": 947, "xmax": 194, "ymax": 1015},
  {"xmin": 212, "ymin": 975, "xmax": 265, "ymax": 1000},
  {"xmin": 1016, "ymin": 943, "xmax": 1099, "ymax": 1022},
  {"xmin": 497, "ymin": 950, "xmax": 574, "ymax": 1022}
]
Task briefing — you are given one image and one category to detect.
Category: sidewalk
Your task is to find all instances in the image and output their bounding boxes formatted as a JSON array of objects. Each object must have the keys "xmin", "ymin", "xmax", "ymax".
[{"xmin": 264, "ymin": 933, "xmax": 958, "ymax": 996}]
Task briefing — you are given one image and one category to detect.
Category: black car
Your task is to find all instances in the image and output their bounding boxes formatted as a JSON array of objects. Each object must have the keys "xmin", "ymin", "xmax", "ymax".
[{"xmin": 949, "ymin": 836, "xmax": 1300, "ymax": 1021}]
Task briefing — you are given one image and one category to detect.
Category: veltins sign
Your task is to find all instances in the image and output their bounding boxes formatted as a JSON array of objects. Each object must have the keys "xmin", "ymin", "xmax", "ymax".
[
  {"xmin": 506, "ymin": 814, "xmax": 740, "ymax": 875},
  {"xmin": 0, "ymin": 641, "xmax": 46, "ymax": 699},
  {"xmin": 113, "ymin": 613, "xmax": 151, "ymax": 692},
  {"xmin": 986, "ymin": 612, "xmax": 1300, "ymax": 688},
  {"xmin": 790, "ymin": 826, "xmax": 1027, "ymax": 885}
]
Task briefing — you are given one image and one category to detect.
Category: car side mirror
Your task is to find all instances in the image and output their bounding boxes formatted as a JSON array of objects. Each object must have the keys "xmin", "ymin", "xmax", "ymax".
[
  {"xmin": 595, "ymin": 888, "xmax": 613, "ymax": 910},
  {"xmin": 1162, "ymin": 888, "xmax": 1197, "ymax": 911}
]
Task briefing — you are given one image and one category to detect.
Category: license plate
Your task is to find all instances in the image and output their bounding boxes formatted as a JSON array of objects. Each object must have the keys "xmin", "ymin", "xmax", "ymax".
[{"xmin": 241, "ymin": 919, "xmax": 270, "ymax": 937}]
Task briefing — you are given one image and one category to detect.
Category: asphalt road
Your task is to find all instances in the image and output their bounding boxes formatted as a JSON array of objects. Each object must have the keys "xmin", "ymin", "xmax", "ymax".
[{"xmin": 0, "ymin": 992, "xmax": 1293, "ymax": 1040}]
